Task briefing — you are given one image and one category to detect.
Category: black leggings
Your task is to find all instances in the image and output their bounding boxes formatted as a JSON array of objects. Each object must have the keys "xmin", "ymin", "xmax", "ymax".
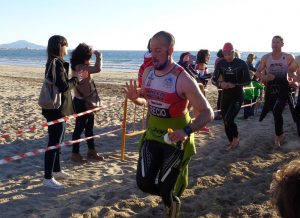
[
  {"xmin": 44, "ymin": 121, "xmax": 66, "ymax": 179},
  {"xmin": 72, "ymin": 97, "xmax": 95, "ymax": 153},
  {"xmin": 220, "ymin": 94, "xmax": 243, "ymax": 142},
  {"xmin": 136, "ymin": 140, "xmax": 183, "ymax": 207}
]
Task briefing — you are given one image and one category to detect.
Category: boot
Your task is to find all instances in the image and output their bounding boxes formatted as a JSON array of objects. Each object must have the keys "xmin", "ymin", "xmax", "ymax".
[
  {"xmin": 71, "ymin": 153, "xmax": 87, "ymax": 163},
  {"xmin": 87, "ymin": 149, "xmax": 104, "ymax": 161}
]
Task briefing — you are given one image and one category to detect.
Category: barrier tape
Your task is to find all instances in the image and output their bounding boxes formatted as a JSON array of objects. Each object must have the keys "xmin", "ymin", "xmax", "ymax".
[
  {"xmin": 0, "ymin": 127, "xmax": 122, "ymax": 165},
  {"xmin": 213, "ymin": 101, "xmax": 259, "ymax": 113},
  {"xmin": 217, "ymin": 86, "xmax": 257, "ymax": 91},
  {"xmin": 197, "ymin": 82, "xmax": 259, "ymax": 91},
  {"xmin": 0, "ymin": 99, "xmax": 123, "ymax": 140}
]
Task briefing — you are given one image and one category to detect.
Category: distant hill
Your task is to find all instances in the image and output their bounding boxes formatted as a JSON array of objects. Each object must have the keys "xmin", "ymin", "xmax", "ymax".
[{"xmin": 0, "ymin": 40, "xmax": 46, "ymax": 49}]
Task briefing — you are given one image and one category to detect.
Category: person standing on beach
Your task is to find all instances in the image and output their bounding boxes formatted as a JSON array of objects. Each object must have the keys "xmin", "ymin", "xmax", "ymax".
[
  {"xmin": 70, "ymin": 43, "xmax": 104, "ymax": 163},
  {"xmin": 195, "ymin": 49, "xmax": 212, "ymax": 95},
  {"xmin": 214, "ymin": 49, "xmax": 224, "ymax": 120},
  {"xmin": 124, "ymin": 31, "xmax": 214, "ymax": 217},
  {"xmin": 138, "ymin": 39, "xmax": 153, "ymax": 88},
  {"xmin": 243, "ymin": 71, "xmax": 264, "ymax": 119},
  {"xmin": 255, "ymin": 35, "xmax": 299, "ymax": 145},
  {"xmin": 212, "ymin": 42, "xmax": 251, "ymax": 150},
  {"xmin": 246, "ymin": 53, "xmax": 257, "ymax": 72},
  {"xmin": 41, "ymin": 35, "xmax": 88, "ymax": 189},
  {"xmin": 177, "ymin": 52, "xmax": 197, "ymax": 79}
]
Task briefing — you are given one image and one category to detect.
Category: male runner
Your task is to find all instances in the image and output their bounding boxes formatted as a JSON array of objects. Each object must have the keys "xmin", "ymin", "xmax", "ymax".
[
  {"xmin": 255, "ymin": 35, "xmax": 299, "ymax": 145},
  {"xmin": 124, "ymin": 31, "xmax": 214, "ymax": 217}
]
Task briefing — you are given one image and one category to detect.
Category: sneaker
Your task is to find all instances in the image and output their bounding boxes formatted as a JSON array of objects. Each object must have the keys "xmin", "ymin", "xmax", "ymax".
[
  {"xmin": 87, "ymin": 149, "xmax": 104, "ymax": 161},
  {"xmin": 53, "ymin": 170, "xmax": 73, "ymax": 179},
  {"xmin": 71, "ymin": 153, "xmax": 88, "ymax": 163},
  {"xmin": 43, "ymin": 178, "xmax": 64, "ymax": 189}
]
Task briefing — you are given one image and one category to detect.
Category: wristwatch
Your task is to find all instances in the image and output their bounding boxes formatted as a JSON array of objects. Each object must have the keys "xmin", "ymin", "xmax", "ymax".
[{"xmin": 183, "ymin": 125, "xmax": 193, "ymax": 137}]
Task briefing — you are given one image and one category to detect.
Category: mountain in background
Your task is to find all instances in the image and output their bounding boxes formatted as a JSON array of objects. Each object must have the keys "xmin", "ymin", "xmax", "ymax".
[{"xmin": 0, "ymin": 40, "xmax": 46, "ymax": 49}]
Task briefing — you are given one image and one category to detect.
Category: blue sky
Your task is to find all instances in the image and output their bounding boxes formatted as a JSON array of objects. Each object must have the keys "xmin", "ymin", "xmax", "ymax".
[{"xmin": 0, "ymin": 0, "xmax": 299, "ymax": 52}]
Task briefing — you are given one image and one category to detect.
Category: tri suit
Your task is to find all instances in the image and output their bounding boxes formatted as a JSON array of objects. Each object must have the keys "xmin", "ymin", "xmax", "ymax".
[{"xmin": 136, "ymin": 64, "xmax": 196, "ymax": 208}]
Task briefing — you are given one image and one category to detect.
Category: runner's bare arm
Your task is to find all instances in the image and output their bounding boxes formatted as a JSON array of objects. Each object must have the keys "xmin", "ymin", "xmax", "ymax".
[
  {"xmin": 184, "ymin": 76, "xmax": 214, "ymax": 131},
  {"xmin": 180, "ymin": 73, "xmax": 214, "ymax": 131},
  {"xmin": 168, "ymin": 72, "xmax": 214, "ymax": 143},
  {"xmin": 255, "ymin": 55, "xmax": 267, "ymax": 78},
  {"xmin": 288, "ymin": 54, "xmax": 300, "ymax": 82},
  {"xmin": 255, "ymin": 55, "xmax": 274, "ymax": 81}
]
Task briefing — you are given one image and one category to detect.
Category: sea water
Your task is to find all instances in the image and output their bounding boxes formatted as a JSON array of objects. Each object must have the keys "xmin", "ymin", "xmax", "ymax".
[{"xmin": 0, "ymin": 49, "xmax": 298, "ymax": 72}]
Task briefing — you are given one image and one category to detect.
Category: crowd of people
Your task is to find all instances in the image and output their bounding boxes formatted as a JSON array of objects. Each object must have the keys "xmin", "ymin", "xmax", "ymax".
[
  {"xmin": 40, "ymin": 33, "xmax": 300, "ymax": 217},
  {"xmin": 176, "ymin": 36, "xmax": 300, "ymax": 149},
  {"xmin": 134, "ymin": 33, "xmax": 300, "ymax": 217}
]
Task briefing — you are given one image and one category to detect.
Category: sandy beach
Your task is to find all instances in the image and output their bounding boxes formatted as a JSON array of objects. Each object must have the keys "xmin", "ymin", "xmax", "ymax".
[{"xmin": 0, "ymin": 65, "xmax": 300, "ymax": 218}]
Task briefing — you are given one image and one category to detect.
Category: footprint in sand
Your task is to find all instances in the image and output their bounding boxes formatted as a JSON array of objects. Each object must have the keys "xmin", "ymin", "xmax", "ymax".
[
  {"xmin": 80, "ymin": 197, "xmax": 95, "ymax": 206},
  {"xmin": 103, "ymin": 164, "xmax": 124, "ymax": 176}
]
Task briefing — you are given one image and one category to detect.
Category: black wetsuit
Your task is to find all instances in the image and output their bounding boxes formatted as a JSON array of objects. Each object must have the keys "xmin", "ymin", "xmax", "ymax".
[
  {"xmin": 258, "ymin": 53, "xmax": 296, "ymax": 137},
  {"xmin": 259, "ymin": 79, "xmax": 291, "ymax": 136},
  {"xmin": 212, "ymin": 58, "xmax": 251, "ymax": 142}
]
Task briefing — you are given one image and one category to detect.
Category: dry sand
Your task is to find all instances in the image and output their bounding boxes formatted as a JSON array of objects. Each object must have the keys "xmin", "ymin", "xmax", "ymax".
[{"xmin": 0, "ymin": 65, "xmax": 299, "ymax": 218}]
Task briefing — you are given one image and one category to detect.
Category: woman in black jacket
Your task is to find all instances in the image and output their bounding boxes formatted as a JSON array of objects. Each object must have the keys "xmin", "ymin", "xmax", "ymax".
[{"xmin": 42, "ymin": 35, "xmax": 87, "ymax": 189}]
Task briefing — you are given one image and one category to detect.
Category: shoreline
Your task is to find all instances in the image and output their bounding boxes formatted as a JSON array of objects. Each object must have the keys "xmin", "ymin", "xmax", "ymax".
[{"xmin": 0, "ymin": 64, "xmax": 137, "ymax": 85}]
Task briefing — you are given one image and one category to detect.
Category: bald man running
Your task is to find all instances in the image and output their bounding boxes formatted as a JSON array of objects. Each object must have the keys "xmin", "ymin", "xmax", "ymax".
[
  {"xmin": 125, "ymin": 31, "xmax": 214, "ymax": 217},
  {"xmin": 255, "ymin": 35, "xmax": 299, "ymax": 145}
]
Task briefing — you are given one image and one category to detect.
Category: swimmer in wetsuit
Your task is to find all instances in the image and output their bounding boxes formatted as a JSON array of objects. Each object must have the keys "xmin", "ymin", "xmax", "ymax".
[
  {"xmin": 255, "ymin": 35, "xmax": 299, "ymax": 145},
  {"xmin": 212, "ymin": 42, "xmax": 251, "ymax": 150}
]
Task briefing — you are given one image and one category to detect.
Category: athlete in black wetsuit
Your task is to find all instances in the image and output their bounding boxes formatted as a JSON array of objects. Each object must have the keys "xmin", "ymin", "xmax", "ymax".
[
  {"xmin": 212, "ymin": 42, "xmax": 251, "ymax": 149},
  {"xmin": 255, "ymin": 36, "xmax": 299, "ymax": 145}
]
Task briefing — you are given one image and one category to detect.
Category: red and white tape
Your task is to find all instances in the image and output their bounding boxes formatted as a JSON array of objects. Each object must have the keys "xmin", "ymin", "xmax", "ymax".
[
  {"xmin": 213, "ymin": 101, "xmax": 259, "ymax": 113},
  {"xmin": 0, "ymin": 127, "xmax": 122, "ymax": 165},
  {"xmin": 217, "ymin": 86, "xmax": 257, "ymax": 91},
  {"xmin": 0, "ymin": 99, "xmax": 123, "ymax": 140}
]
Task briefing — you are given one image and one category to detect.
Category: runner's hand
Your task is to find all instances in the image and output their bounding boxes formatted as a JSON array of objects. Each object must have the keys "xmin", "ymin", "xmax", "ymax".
[
  {"xmin": 124, "ymin": 80, "xmax": 139, "ymax": 101},
  {"xmin": 168, "ymin": 129, "xmax": 188, "ymax": 144},
  {"xmin": 289, "ymin": 80, "xmax": 299, "ymax": 89},
  {"xmin": 220, "ymin": 82, "xmax": 235, "ymax": 89},
  {"xmin": 263, "ymin": 74, "xmax": 275, "ymax": 81}
]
